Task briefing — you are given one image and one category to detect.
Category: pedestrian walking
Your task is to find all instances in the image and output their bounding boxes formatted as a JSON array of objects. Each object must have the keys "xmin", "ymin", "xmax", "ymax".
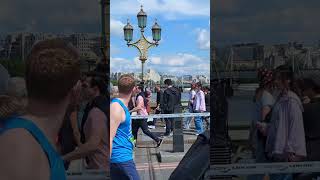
[
  {"xmin": 110, "ymin": 74, "xmax": 140, "ymax": 180},
  {"xmin": 63, "ymin": 76, "xmax": 109, "ymax": 171},
  {"xmin": 258, "ymin": 65, "xmax": 306, "ymax": 180},
  {"xmin": 132, "ymin": 86, "xmax": 163, "ymax": 147},
  {"xmin": 184, "ymin": 83, "xmax": 196, "ymax": 129},
  {"xmin": 193, "ymin": 82, "xmax": 206, "ymax": 135},
  {"xmin": 161, "ymin": 79, "xmax": 181, "ymax": 137}
]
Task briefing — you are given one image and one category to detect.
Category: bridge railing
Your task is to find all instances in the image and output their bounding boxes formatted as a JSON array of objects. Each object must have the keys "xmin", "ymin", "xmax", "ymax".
[
  {"xmin": 67, "ymin": 113, "xmax": 210, "ymax": 179},
  {"xmin": 205, "ymin": 161, "xmax": 320, "ymax": 178},
  {"xmin": 131, "ymin": 112, "xmax": 210, "ymax": 120}
]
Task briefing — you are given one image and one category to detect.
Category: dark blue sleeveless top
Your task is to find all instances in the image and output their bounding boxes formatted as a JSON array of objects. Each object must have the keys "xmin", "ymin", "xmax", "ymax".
[{"xmin": 0, "ymin": 117, "xmax": 66, "ymax": 180}]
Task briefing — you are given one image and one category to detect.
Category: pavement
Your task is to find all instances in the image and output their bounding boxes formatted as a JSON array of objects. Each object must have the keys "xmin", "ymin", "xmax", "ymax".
[{"xmin": 134, "ymin": 122, "xmax": 198, "ymax": 180}]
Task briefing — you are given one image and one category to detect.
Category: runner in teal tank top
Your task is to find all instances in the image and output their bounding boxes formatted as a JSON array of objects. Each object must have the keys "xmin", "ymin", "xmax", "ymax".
[
  {"xmin": 0, "ymin": 117, "xmax": 66, "ymax": 180},
  {"xmin": 110, "ymin": 74, "xmax": 140, "ymax": 180},
  {"xmin": 111, "ymin": 98, "xmax": 135, "ymax": 162}
]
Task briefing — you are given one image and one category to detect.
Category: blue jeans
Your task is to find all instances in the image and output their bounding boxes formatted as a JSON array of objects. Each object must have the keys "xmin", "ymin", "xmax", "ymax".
[
  {"xmin": 194, "ymin": 115, "xmax": 204, "ymax": 134},
  {"xmin": 110, "ymin": 160, "xmax": 140, "ymax": 180}
]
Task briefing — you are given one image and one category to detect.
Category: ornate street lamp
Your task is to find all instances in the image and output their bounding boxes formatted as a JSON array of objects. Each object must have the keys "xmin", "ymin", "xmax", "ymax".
[{"xmin": 123, "ymin": 5, "xmax": 161, "ymax": 84}]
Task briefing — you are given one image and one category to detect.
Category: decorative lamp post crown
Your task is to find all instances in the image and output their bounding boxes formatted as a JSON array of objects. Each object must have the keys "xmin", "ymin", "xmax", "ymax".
[
  {"xmin": 152, "ymin": 19, "xmax": 161, "ymax": 43},
  {"xmin": 123, "ymin": 19, "xmax": 133, "ymax": 43},
  {"xmin": 137, "ymin": 5, "xmax": 147, "ymax": 30},
  {"xmin": 123, "ymin": 5, "xmax": 160, "ymax": 83}
]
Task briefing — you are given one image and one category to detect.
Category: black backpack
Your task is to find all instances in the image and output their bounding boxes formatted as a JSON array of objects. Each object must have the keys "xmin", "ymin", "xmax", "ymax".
[{"xmin": 80, "ymin": 95, "xmax": 109, "ymax": 143}]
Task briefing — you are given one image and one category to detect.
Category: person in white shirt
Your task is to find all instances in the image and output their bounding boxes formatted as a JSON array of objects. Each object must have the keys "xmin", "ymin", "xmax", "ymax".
[
  {"xmin": 184, "ymin": 83, "xmax": 196, "ymax": 129},
  {"xmin": 193, "ymin": 82, "xmax": 206, "ymax": 135}
]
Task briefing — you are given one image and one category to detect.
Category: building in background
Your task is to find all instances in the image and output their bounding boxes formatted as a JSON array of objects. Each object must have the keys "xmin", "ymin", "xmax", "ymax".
[{"xmin": 145, "ymin": 69, "xmax": 161, "ymax": 83}]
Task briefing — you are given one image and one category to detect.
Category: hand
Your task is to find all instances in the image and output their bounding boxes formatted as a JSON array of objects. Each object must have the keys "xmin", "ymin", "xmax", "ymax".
[
  {"xmin": 256, "ymin": 122, "xmax": 267, "ymax": 136},
  {"xmin": 132, "ymin": 106, "xmax": 142, "ymax": 112},
  {"xmin": 71, "ymin": 80, "xmax": 82, "ymax": 104}
]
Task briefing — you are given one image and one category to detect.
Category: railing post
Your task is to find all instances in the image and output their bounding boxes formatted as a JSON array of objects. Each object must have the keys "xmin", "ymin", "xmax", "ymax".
[{"xmin": 173, "ymin": 105, "xmax": 184, "ymax": 152}]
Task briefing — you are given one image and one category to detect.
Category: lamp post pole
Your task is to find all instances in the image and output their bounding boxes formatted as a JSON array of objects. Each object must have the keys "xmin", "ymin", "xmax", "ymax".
[{"xmin": 123, "ymin": 6, "xmax": 161, "ymax": 85}]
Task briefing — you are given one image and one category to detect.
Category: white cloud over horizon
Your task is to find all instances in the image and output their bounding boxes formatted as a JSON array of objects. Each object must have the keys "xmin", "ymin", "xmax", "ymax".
[{"xmin": 111, "ymin": 53, "xmax": 209, "ymax": 76}]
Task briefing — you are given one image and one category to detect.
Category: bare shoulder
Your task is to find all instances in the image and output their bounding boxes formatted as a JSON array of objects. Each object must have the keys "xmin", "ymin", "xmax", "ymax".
[
  {"xmin": 110, "ymin": 102, "xmax": 125, "ymax": 114},
  {"xmin": 89, "ymin": 107, "xmax": 106, "ymax": 119},
  {"xmin": 0, "ymin": 129, "xmax": 50, "ymax": 180},
  {"xmin": 110, "ymin": 102, "xmax": 125, "ymax": 122}
]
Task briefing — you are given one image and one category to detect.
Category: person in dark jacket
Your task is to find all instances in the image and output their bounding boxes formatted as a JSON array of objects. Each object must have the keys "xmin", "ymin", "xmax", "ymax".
[
  {"xmin": 161, "ymin": 79, "xmax": 181, "ymax": 136},
  {"xmin": 203, "ymin": 87, "xmax": 210, "ymax": 129},
  {"xmin": 301, "ymin": 76, "xmax": 320, "ymax": 161}
]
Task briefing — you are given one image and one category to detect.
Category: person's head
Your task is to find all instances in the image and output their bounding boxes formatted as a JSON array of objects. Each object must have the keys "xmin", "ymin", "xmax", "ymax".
[
  {"xmin": 258, "ymin": 68, "xmax": 274, "ymax": 90},
  {"xmin": 117, "ymin": 74, "xmax": 136, "ymax": 98},
  {"xmin": 273, "ymin": 65, "xmax": 294, "ymax": 91},
  {"xmin": 203, "ymin": 86, "xmax": 209, "ymax": 93},
  {"xmin": 137, "ymin": 85, "xmax": 144, "ymax": 94},
  {"xmin": 191, "ymin": 83, "xmax": 196, "ymax": 90},
  {"xmin": 155, "ymin": 84, "xmax": 161, "ymax": 92},
  {"xmin": 196, "ymin": 82, "xmax": 202, "ymax": 91},
  {"xmin": 301, "ymin": 78, "xmax": 320, "ymax": 98},
  {"xmin": 82, "ymin": 75, "xmax": 107, "ymax": 100},
  {"xmin": 145, "ymin": 89, "xmax": 152, "ymax": 98},
  {"xmin": 25, "ymin": 39, "xmax": 80, "ymax": 105},
  {"xmin": 164, "ymin": 79, "xmax": 172, "ymax": 88},
  {"xmin": 7, "ymin": 77, "xmax": 28, "ymax": 108}
]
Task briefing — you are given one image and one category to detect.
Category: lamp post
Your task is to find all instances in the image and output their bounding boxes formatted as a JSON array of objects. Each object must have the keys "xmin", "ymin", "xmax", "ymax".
[{"xmin": 123, "ymin": 5, "xmax": 161, "ymax": 84}]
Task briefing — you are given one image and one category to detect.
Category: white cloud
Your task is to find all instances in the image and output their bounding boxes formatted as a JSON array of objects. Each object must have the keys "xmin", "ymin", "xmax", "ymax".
[
  {"xmin": 196, "ymin": 28, "xmax": 210, "ymax": 50},
  {"xmin": 150, "ymin": 56, "xmax": 161, "ymax": 64},
  {"xmin": 111, "ymin": 19, "xmax": 125, "ymax": 37},
  {"xmin": 110, "ymin": 57, "xmax": 138, "ymax": 72},
  {"xmin": 110, "ymin": 45, "xmax": 120, "ymax": 55},
  {"xmin": 111, "ymin": 53, "xmax": 209, "ymax": 75},
  {"xmin": 111, "ymin": 0, "xmax": 209, "ymax": 20}
]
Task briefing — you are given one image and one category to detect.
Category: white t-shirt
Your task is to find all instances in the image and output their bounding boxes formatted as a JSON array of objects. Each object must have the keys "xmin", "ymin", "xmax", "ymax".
[{"xmin": 189, "ymin": 90, "xmax": 196, "ymax": 104}]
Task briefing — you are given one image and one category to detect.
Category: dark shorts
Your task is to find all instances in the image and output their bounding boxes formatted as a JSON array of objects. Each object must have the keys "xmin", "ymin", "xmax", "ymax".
[{"xmin": 110, "ymin": 160, "xmax": 140, "ymax": 180}]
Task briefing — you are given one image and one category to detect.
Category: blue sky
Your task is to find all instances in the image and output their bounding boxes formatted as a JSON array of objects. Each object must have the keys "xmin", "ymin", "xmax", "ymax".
[{"xmin": 110, "ymin": 0, "xmax": 210, "ymax": 76}]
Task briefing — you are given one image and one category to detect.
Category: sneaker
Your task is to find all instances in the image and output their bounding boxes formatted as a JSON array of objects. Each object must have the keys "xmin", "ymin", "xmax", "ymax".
[
  {"xmin": 148, "ymin": 125, "xmax": 156, "ymax": 129},
  {"xmin": 156, "ymin": 138, "xmax": 163, "ymax": 147},
  {"xmin": 163, "ymin": 132, "xmax": 173, "ymax": 137}
]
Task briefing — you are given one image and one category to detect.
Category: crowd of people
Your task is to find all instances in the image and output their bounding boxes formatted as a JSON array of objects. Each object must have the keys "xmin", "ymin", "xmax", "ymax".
[
  {"xmin": 5, "ymin": 38, "xmax": 319, "ymax": 180},
  {"xmin": 0, "ymin": 39, "xmax": 110, "ymax": 180},
  {"xmin": 0, "ymin": 38, "xmax": 211, "ymax": 180},
  {"xmin": 249, "ymin": 65, "xmax": 320, "ymax": 180},
  {"xmin": 184, "ymin": 82, "xmax": 210, "ymax": 135}
]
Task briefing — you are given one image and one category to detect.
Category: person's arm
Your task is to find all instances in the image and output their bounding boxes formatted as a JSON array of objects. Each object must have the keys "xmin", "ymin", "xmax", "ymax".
[
  {"xmin": 161, "ymin": 91, "xmax": 167, "ymax": 112},
  {"xmin": 136, "ymin": 96, "xmax": 144, "ymax": 115},
  {"xmin": 70, "ymin": 109, "xmax": 81, "ymax": 146},
  {"xmin": 261, "ymin": 92, "xmax": 273, "ymax": 121},
  {"xmin": 286, "ymin": 99, "xmax": 306, "ymax": 160},
  {"xmin": 63, "ymin": 108, "xmax": 106, "ymax": 162},
  {"xmin": 261, "ymin": 106, "xmax": 271, "ymax": 121},
  {"xmin": 109, "ymin": 103, "xmax": 125, "ymax": 156},
  {"xmin": 129, "ymin": 106, "xmax": 142, "ymax": 113},
  {"xmin": 200, "ymin": 91, "xmax": 206, "ymax": 112}
]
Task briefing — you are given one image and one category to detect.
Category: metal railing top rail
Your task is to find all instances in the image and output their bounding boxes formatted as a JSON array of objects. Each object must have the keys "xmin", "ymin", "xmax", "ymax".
[
  {"xmin": 131, "ymin": 112, "xmax": 210, "ymax": 119},
  {"xmin": 205, "ymin": 161, "xmax": 320, "ymax": 177}
]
